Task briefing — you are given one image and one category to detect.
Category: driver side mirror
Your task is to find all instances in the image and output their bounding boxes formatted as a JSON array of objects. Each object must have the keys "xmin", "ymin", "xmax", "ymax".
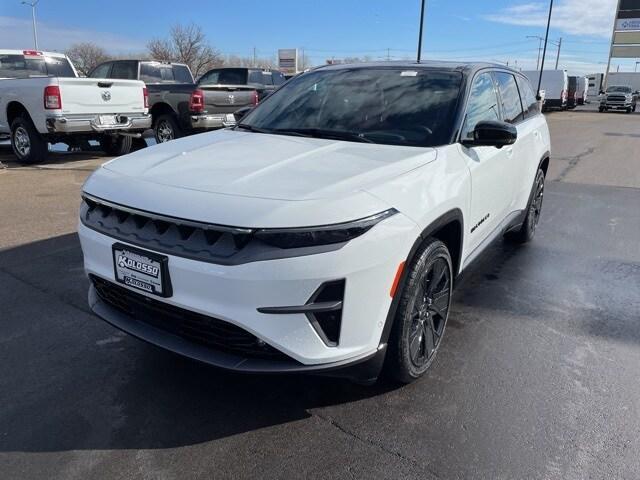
[
  {"xmin": 463, "ymin": 120, "xmax": 517, "ymax": 149},
  {"xmin": 233, "ymin": 106, "xmax": 253, "ymax": 122}
]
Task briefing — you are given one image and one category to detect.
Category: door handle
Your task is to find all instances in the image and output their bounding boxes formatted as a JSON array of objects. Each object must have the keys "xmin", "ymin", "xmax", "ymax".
[{"xmin": 505, "ymin": 147, "xmax": 514, "ymax": 157}]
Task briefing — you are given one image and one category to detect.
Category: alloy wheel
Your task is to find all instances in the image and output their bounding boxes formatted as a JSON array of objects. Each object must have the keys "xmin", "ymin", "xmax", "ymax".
[
  {"xmin": 528, "ymin": 173, "xmax": 545, "ymax": 234},
  {"xmin": 13, "ymin": 126, "xmax": 30, "ymax": 158},
  {"xmin": 156, "ymin": 120, "xmax": 174, "ymax": 143},
  {"xmin": 408, "ymin": 257, "xmax": 451, "ymax": 367}
]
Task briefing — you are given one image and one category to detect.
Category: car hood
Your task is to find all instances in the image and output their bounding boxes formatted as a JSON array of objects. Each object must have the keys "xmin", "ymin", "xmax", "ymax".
[{"xmin": 102, "ymin": 129, "xmax": 437, "ymax": 201}]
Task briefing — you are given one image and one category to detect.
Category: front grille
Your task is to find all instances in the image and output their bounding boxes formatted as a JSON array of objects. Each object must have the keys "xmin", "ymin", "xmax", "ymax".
[
  {"xmin": 91, "ymin": 275, "xmax": 293, "ymax": 362},
  {"xmin": 607, "ymin": 95, "xmax": 627, "ymax": 102},
  {"xmin": 80, "ymin": 195, "xmax": 254, "ymax": 264}
]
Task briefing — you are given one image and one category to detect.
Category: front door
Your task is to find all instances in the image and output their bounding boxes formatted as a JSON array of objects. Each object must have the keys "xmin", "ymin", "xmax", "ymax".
[{"xmin": 458, "ymin": 71, "xmax": 512, "ymax": 255}]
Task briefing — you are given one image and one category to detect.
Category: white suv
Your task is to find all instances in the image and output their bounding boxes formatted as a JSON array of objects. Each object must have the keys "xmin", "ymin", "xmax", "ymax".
[{"xmin": 79, "ymin": 62, "xmax": 550, "ymax": 384}]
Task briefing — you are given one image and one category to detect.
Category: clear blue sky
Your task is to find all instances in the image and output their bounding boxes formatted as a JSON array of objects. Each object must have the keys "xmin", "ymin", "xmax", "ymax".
[{"xmin": 0, "ymin": 0, "xmax": 632, "ymax": 74}]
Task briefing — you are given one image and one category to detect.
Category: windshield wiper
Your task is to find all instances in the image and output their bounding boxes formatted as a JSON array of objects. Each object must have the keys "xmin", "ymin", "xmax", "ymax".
[
  {"xmin": 271, "ymin": 128, "xmax": 376, "ymax": 144},
  {"xmin": 235, "ymin": 123, "xmax": 273, "ymax": 134}
]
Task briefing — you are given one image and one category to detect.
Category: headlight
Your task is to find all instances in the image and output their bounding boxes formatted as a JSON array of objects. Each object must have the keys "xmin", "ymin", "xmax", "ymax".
[{"xmin": 254, "ymin": 209, "xmax": 398, "ymax": 249}]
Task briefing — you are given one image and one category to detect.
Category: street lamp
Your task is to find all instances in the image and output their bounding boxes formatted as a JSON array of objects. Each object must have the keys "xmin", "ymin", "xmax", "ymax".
[{"xmin": 21, "ymin": 0, "xmax": 40, "ymax": 50}]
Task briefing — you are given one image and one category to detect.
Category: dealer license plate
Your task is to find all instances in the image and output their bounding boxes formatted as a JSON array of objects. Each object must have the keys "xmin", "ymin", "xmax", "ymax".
[
  {"xmin": 98, "ymin": 115, "xmax": 118, "ymax": 126},
  {"xmin": 112, "ymin": 244, "xmax": 171, "ymax": 297}
]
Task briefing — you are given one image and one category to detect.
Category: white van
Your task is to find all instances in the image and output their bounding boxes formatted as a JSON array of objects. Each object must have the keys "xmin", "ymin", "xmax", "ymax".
[{"xmin": 522, "ymin": 70, "xmax": 568, "ymax": 111}]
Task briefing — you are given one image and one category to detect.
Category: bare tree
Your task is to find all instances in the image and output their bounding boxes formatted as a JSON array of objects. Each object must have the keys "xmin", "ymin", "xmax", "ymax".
[
  {"xmin": 225, "ymin": 54, "xmax": 277, "ymax": 69},
  {"xmin": 65, "ymin": 42, "xmax": 112, "ymax": 76},
  {"xmin": 147, "ymin": 23, "xmax": 223, "ymax": 77}
]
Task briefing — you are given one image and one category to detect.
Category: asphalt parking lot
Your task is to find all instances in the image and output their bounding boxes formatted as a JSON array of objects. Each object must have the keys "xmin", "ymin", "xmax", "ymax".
[{"xmin": 1, "ymin": 107, "xmax": 640, "ymax": 479}]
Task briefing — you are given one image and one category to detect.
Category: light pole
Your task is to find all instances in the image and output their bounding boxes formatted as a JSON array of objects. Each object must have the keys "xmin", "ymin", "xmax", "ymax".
[
  {"xmin": 417, "ymin": 0, "xmax": 426, "ymax": 62},
  {"xmin": 527, "ymin": 36, "xmax": 544, "ymax": 70},
  {"xmin": 536, "ymin": 0, "xmax": 554, "ymax": 100},
  {"xmin": 553, "ymin": 38, "xmax": 562, "ymax": 69},
  {"xmin": 21, "ymin": 0, "xmax": 40, "ymax": 50}
]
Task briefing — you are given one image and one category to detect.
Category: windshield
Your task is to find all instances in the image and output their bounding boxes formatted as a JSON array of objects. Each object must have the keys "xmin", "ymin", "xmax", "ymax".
[
  {"xmin": 239, "ymin": 68, "xmax": 463, "ymax": 147},
  {"xmin": 198, "ymin": 68, "xmax": 247, "ymax": 86},
  {"xmin": 607, "ymin": 86, "xmax": 632, "ymax": 93},
  {"xmin": 0, "ymin": 54, "xmax": 76, "ymax": 79}
]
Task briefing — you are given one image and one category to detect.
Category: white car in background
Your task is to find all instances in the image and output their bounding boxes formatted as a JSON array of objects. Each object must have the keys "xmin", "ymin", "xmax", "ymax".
[
  {"xmin": 79, "ymin": 62, "xmax": 551, "ymax": 384},
  {"xmin": 0, "ymin": 49, "xmax": 151, "ymax": 163}
]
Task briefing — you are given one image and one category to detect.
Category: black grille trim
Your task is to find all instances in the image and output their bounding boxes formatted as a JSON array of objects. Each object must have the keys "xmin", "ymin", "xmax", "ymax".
[
  {"xmin": 91, "ymin": 275, "xmax": 294, "ymax": 362},
  {"xmin": 80, "ymin": 194, "xmax": 346, "ymax": 265}
]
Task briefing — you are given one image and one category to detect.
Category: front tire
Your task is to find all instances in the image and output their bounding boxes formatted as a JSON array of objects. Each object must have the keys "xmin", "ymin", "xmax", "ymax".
[
  {"xmin": 386, "ymin": 238, "xmax": 453, "ymax": 384},
  {"xmin": 506, "ymin": 168, "xmax": 545, "ymax": 244},
  {"xmin": 10, "ymin": 115, "xmax": 48, "ymax": 164},
  {"xmin": 154, "ymin": 114, "xmax": 182, "ymax": 144},
  {"xmin": 99, "ymin": 135, "xmax": 132, "ymax": 157}
]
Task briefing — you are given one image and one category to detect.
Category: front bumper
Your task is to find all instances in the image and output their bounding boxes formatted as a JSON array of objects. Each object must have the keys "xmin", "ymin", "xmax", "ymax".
[
  {"xmin": 79, "ymin": 212, "xmax": 418, "ymax": 374},
  {"xmin": 190, "ymin": 113, "xmax": 236, "ymax": 130},
  {"xmin": 46, "ymin": 113, "xmax": 151, "ymax": 134}
]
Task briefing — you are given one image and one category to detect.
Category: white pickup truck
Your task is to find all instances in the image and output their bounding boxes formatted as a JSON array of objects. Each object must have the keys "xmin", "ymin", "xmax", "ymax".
[{"xmin": 0, "ymin": 50, "xmax": 151, "ymax": 163}]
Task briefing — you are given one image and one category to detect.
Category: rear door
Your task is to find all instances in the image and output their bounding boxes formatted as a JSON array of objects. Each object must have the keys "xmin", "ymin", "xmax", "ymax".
[{"xmin": 458, "ymin": 71, "xmax": 512, "ymax": 253}]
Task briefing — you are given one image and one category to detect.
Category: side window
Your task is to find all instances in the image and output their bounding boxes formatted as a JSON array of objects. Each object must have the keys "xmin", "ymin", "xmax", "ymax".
[
  {"xmin": 494, "ymin": 72, "xmax": 524, "ymax": 124},
  {"xmin": 273, "ymin": 71, "xmax": 286, "ymax": 86},
  {"xmin": 516, "ymin": 75, "xmax": 540, "ymax": 119},
  {"xmin": 262, "ymin": 71, "xmax": 274, "ymax": 85},
  {"xmin": 140, "ymin": 63, "xmax": 162, "ymax": 83},
  {"xmin": 248, "ymin": 70, "xmax": 263, "ymax": 84},
  {"xmin": 173, "ymin": 65, "xmax": 194, "ymax": 83},
  {"xmin": 90, "ymin": 62, "xmax": 112, "ymax": 78},
  {"xmin": 461, "ymin": 72, "xmax": 500, "ymax": 140},
  {"xmin": 111, "ymin": 61, "xmax": 137, "ymax": 80}
]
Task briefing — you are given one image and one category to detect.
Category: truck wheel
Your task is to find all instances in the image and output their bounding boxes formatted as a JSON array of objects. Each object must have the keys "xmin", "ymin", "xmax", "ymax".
[
  {"xmin": 505, "ymin": 168, "xmax": 545, "ymax": 244},
  {"xmin": 386, "ymin": 238, "xmax": 452, "ymax": 384},
  {"xmin": 10, "ymin": 115, "xmax": 48, "ymax": 164},
  {"xmin": 100, "ymin": 135, "xmax": 132, "ymax": 157},
  {"xmin": 154, "ymin": 114, "xmax": 182, "ymax": 144}
]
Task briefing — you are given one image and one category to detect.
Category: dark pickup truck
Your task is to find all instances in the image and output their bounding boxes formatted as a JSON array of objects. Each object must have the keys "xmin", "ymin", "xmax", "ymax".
[
  {"xmin": 89, "ymin": 62, "xmax": 287, "ymax": 143},
  {"xmin": 191, "ymin": 67, "xmax": 286, "ymax": 131}
]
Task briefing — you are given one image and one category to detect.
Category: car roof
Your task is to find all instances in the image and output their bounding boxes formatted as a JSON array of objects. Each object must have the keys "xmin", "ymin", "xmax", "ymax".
[
  {"xmin": 314, "ymin": 60, "xmax": 524, "ymax": 77},
  {"xmin": 0, "ymin": 49, "xmax": 66, "ymax": 58}
]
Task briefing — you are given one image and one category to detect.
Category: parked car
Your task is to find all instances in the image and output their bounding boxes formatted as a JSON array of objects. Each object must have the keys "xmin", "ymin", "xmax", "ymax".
[
  {"xmin": 0, "ymin": 49, "xmax": 150, "ymax": 163},
  {"xmin": 79, "ymin": 62, "xmax": 550, "ymax": 384},
  {"xmin": 566, "ymin": 76, "xmax": 578, "ymax": 109},
  {"xmin": 576, "ymin": 77, "xmax": 588, "ymax": 105},
  {"xmin": 90, "ymin": 60, "xmax": 200, "ymax": 143},
  {"xmin": 522, "ymin": 69, "xmax": 568, "ymax": 111},
  {"xmin": 186, "ymin": 67, "xmax": 287, "ymax": 132},
  {"xmin": 599, "ymin": 85, "xmax": 638, "ymax": 113}
]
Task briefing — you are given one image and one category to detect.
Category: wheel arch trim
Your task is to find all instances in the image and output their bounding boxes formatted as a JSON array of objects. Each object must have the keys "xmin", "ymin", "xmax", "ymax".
[{"xmin": 378, "ymin": 208, "xmax": 464, "ymax": 350}]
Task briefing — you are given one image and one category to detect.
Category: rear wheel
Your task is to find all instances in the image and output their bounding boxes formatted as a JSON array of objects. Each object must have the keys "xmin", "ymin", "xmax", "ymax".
[
  {"xmin": 154, "ymin": 114, "xmax": 182, "ymax": 144},
  {"xmin": 99, "ymin": 135, "xmax": 132, "ymax": 157},
  {"xmin": 506, "ymin": 168, "xmax": 545, "ymax": 244},
  {"xmin": 386, "ymin": 238, "xmax": 452, "ymax": 384},
  {"xmin": 10, "ymin": 115, "xmax": 48, "ymax": 164}
]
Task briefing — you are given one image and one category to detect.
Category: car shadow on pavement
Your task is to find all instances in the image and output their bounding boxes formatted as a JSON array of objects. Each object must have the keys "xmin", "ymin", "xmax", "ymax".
[{"xmin": 0, "ymin": 233, "xmax": 400, "ymax": 453}]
